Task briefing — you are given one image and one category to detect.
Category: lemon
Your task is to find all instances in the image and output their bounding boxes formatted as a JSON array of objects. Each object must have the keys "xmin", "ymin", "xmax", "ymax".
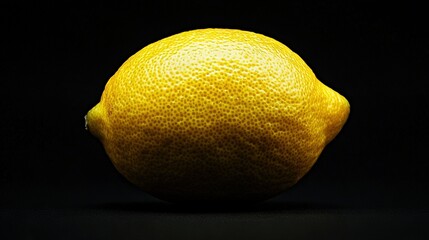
[{"xmin": 86, "ymin": 28, "xmax": 350, "ymax": 203}]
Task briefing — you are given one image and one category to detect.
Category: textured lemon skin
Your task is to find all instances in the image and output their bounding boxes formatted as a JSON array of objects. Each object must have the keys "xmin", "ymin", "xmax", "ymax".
[{"xmin": 86, "ymin": 28, "xmax": 350, "ymax": 203}]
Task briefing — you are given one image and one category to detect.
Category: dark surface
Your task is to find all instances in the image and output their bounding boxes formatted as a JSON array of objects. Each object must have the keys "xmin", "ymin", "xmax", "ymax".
[
  {"xmin": 1, "ymin": 1, "xmax": 428, "ymax": 239},
  {"xmin": 2, "ymin": 200, "xmax": 429, "ymax": 239}
]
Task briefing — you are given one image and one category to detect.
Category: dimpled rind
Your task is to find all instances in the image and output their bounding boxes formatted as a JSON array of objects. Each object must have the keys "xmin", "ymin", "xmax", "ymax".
[{"xmin": 86, "ymin": 28, "xmax": 350, "ymax": 203}]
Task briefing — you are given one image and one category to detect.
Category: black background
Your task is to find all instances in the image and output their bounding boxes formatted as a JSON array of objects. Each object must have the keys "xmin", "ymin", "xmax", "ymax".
[{"xmin": 1, "ymin": 1, "xmax": 428, "ymax": 239}]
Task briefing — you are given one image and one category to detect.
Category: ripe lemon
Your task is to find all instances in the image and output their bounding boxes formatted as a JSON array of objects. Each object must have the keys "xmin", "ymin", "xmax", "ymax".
[{"xmin": 86, "ymin": 28, "xmax": 350, "ymax": 203}]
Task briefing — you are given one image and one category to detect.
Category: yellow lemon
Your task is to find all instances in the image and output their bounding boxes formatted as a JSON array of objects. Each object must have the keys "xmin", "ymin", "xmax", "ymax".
[{"xmin": 86, "ymin": 28, "xmax": 350, "ymax": 203}]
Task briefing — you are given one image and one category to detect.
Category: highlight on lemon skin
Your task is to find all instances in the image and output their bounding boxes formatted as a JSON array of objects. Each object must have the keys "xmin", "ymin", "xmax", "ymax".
[{"xmin": 85, "ymin": 28, "xmax": 350, "ymax": 203}]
